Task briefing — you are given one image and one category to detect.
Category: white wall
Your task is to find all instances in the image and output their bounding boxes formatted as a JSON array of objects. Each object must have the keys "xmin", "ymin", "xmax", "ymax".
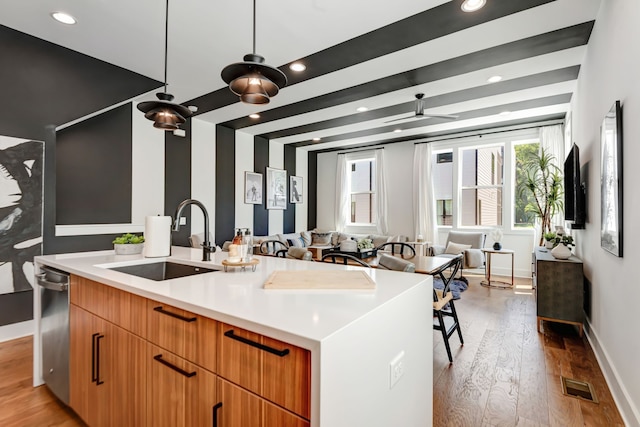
[
  {"xmin": 295, "ymin": 148, "xmax": 309, "ymax": 231},
  {"xmin": 268, "ymin": 141, "xmax": 285, "ymax": 235},
  {"xmin": 234, "ymin": 132, "xmax": 254, "ymax": 231},
  {"xmin": 570, "ymin": 0, "xmax": 640, "ymax": 423},
  {"xmin": 316, "ymin": 151, "xmax": 337, "ymax": 232},
  {"xmin": 191, "ymin": 118, "xmax": 216, "ymax": 240}
]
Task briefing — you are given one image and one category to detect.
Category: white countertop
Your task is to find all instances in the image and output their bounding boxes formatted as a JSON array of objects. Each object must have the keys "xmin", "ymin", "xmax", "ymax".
[{"xmin": 34, "ymin": 246, "xmax": 432, "ymax": 348}]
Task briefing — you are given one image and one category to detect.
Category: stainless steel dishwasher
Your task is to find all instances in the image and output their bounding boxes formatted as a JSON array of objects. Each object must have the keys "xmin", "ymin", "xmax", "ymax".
[{"xmin": 37, "ymin": 265, "xmax": 70, "ymax": 405}]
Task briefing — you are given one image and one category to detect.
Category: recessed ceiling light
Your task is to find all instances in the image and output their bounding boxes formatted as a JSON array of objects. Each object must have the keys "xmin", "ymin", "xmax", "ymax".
[
  {"xmin": 487, "ymin": 75, "xmax": 502, "ymax": 83},
  {"xmin": 249, "ymin": 113, "xmax": 260, "ymax": 119},
  {"xmin": 289, "ymin": 62, "xmax": 306, "ymax": 72},
  {"xmin": 356, "ymin": 107, "xmax": 368, "ymax": 112},
  {"xmin": 51, "ymin": 12, "xmax": 77, "ymax": 25},
  {"xmin": 499, "ymin": 111, "xmax": 511, "ymax": 116},
  {"xmin": 393, "ymin": 129, "xmax": 402, "ymax": 133},
  {"xmin": 461, "ymin": 0, "xmax": 486, "ymax": 12},
  {"xmin": 312, "ymin": 137, "xmax": 321, "ymax": 141}
]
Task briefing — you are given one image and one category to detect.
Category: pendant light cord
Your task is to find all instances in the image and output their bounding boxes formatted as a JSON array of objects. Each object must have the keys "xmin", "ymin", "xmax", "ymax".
[
  {"xmin": 164, "ymin": 0, "xmax": 169, "ymax": 93},
  {"xmin": 252, "ymin": 0, "xmax": 256, "ymax": 54}
]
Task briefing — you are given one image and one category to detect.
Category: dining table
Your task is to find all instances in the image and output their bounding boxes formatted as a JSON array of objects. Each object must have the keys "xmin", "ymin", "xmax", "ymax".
[{"xmin": 334, "ymin": 252, "xmax": 453, "ymax": 275}]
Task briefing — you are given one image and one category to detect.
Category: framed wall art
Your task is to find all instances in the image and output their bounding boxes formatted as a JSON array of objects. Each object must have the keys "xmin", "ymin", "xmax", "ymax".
[
  {"xmin": 600, "ymin": 100, "xmax": 623, "ymax": 257},
  {"xmin": 290, "ymin": 175, "xmax": 303, "ymax": 204},
  {"xmin": 266, "ymin": 167, "xmax": 287, "ymax": 210},
  {"xmin": 244, "ymin": 171, "xmax": 262, "ymax": 204}
]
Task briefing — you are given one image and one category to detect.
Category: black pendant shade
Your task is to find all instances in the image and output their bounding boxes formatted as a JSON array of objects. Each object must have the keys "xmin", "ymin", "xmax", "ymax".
[
  {"xmin": 137, "ymin": 0, "xmax": 192, "ymax": 130},
  {"xmin": 137, "ymin": 92, "xmax": 192, "ymax": 130},
  {"xmin": 222, "ymin": 54, "xmax": 287, "ymax": 105}
]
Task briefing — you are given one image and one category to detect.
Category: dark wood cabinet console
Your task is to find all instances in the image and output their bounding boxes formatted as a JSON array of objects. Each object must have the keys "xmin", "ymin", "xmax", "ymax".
[{"xmin": 533, "ymin": 247, "xmax": 584, "ymax": 336}]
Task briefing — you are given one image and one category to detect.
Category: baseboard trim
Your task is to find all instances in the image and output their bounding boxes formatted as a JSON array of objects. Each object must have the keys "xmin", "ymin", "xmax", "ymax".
[
  {"xmin": 0, "ymin": 320, "xmax": 34, "ymax": 343},
  {"xmin": 584, "ymin": 318, "xmax": 640, "ymax": 427}
]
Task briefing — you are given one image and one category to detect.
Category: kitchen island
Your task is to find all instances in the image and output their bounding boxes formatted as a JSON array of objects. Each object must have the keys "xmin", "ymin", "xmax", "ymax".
[{"xmin": 34, "ymin": 246, "xmax": 433, "ymax": 426}]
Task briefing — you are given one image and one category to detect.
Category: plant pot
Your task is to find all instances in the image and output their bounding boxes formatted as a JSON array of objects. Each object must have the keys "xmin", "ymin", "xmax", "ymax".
[
  {"xmin": 550, "ymin": 243, "xmax": 571, "ymax": 260},
  {"xmin": 493, "ymin": 242, "xmax": 502, "ymax": 250},
  {"xmin": 545, "ymin": 240, "xmax": 554, "ymax": 249},
  {"xmin": 114, "ymin": 243, "xmax": 144, "ymax": 255}
]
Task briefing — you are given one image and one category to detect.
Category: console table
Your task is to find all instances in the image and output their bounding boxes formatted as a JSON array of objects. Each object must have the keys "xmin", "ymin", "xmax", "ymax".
[{"xmin": 533, "ymin": 247, "xmax": 584, "ymax": 336}]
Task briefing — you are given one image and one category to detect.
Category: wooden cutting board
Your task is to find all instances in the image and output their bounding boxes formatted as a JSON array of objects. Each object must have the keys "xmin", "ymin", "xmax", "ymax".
[{"xmin": 264, "ymin": 270, "xmax": 376, "ymax": 290}]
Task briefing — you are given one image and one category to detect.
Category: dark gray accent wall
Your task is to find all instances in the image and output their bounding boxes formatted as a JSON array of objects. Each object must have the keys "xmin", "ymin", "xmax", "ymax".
[
  {"xmin": 307, "ymin": 152, "xmax": 317, "ymax": 230},
  {"xmin": 215, "ymin": 125, "xmax": 235, "ymax": 245},
  {"xmin": 56, "ymin": 103, "xmax": 132, "ymax": 225},
  {"xmin": 0, "ymin": 291, "xmax": 33, "ymax": 327},
  {"xmin": 253, "ymin": 137, "xmax": 269, "ymax": 236},
  {"xmin": 0, "ymin": 24, "xmax": 161, "ymax": 140},
  {"xmin": 165, "ymin": 120, "xmax": 192, "ymax": 247},
  {"xmin": 283, "ymin": 145, "xmax": 296, "ymax": 233}
]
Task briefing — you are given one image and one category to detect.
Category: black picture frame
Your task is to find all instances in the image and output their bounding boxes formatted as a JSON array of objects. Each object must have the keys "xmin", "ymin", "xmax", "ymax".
[
  {"xmin": 600, "ymin": 100, "xmax": 623, "ymax": 257},
  {"xmin": 290, "ymin": 175, "xmax": 303, "ymax": 204},
  {"xmin": 244, "ymin": 171, "xmax": 262, "ymax": 205}
]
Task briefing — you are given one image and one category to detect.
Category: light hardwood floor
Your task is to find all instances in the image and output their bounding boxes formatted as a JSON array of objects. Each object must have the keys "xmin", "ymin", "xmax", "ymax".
[
  {"xmin": 0, "ymin": 274, "xmax": 624, "ymax": 426},
  {"xmin": 433, "ymin": 273, "xmax": 624, "ymax": 427}
]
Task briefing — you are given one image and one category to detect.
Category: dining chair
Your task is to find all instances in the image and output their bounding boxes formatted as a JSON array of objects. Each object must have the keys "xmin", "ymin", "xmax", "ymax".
[
  {"xmin": 321, "ymin": 253, "xmax": 371, "ymax": 267},
  {"xmin": 258, "ymin": 239, "xmax": 288, "ymax": 256},
  {"xmin": 375, "ymin": 242, "xmax": 416, "ymax": 257},
  {"xmin": 377, "ymin": 253, "xmax": 415, "ymax": 272},
  {"xmin": 432, "ymin": 254, "xmax": 464, "ymax": 363}
]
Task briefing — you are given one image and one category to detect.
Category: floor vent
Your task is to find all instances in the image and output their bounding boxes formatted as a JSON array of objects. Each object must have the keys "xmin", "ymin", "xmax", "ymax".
[{"xmin": 561, "ymin": 376, "xmax": 598, "ymax": 403}]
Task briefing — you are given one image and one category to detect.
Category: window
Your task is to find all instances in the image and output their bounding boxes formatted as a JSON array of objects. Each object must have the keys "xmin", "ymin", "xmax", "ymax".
[
  {"xmin": 433, "ymin": 150, "xmax": 453, "ymax": 226},
  {"xmin": 514, "ymin": 141, "xmax": 540, "ymax": 227},
  {"xmin": 460, "ymin": 146, "xmax": 503, "ymax": 226},
  {"xmin": 348, "ymin": 158, "xmax": 376, "ymax": 224}
]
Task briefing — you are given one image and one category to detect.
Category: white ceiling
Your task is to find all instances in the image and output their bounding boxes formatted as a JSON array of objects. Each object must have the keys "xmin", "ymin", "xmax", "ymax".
[{"xmin": 0, "ymin": 0, "xmax": 602, "ymax": 151}]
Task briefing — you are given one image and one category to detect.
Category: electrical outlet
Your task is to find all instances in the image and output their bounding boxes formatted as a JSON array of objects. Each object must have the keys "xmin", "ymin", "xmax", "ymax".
[
  {"xmin": 179, "ymin": 216, "xmax": 187, "ymax": 225},
  {"xmin": 389, "ymin": 351, "xmax": 405, "ymax": 389}
]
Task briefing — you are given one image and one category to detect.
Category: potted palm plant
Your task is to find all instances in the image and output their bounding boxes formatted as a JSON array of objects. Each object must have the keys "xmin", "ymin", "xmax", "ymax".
[{"xmin": 517, "ymin": 148, "xmax": 564, "ymax": 246}]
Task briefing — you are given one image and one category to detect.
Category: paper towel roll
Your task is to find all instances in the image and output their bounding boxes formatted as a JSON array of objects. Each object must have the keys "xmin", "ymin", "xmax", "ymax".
[{"xmin": 144, "ymin": 215, "xmax": 172, "ymax": 257}]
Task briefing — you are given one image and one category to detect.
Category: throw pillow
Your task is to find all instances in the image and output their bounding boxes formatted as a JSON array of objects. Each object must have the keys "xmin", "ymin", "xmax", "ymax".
[
  {"xmin": 444, "ymin": 241, "xmax": 472, "ymax": 255},
  {"xmin": 311, "ymin": 231, "xmax": 332, "ymax": 246},
  {"xmin": 279, "ymin": 233, "xmax": 305, "ymax": 248},
  {"xmin": 300, "ymin": 230, "xmax": 312, "ymax": 246}
]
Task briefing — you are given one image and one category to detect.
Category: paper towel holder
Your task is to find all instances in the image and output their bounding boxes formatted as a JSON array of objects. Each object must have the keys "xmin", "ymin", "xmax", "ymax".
[{"xmin": 173, "ymin": 199, "xmax": 216, "ymax": 261}]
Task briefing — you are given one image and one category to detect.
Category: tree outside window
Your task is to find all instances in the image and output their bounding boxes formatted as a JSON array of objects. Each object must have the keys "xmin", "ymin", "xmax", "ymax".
[
  {"xmin": 514, "ymin": 142, "xmax": 540, "ymax": 227},
  {"xmin": 348, "ymin": 159, "xmax": 376, "ymax": 224}
]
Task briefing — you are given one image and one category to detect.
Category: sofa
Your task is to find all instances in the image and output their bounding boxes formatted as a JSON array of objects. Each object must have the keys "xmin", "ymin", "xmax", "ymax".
[{"xmin": 428, "ymin": 231, "xmax": 486, "ymax": 269}]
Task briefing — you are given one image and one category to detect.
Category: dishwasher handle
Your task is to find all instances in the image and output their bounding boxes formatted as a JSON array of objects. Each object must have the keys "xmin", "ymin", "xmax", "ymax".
[{"xmin": 36, "ymin": 273, "xmax": 69, "ymax": 292}]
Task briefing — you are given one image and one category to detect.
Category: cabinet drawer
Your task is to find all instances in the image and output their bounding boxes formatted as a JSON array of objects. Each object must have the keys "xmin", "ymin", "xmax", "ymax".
[
  {"xmin": 70, "ymin": 275, "xmax": 146, "ymax": 336},
  {"xmin": 217, "ymin": 378, "xmax": 310, "ymax": 427},
  {"xmin": 148, "ymin": 345, "xmax": 217, "ymax": 427},
  {"xmin": 218, "ymin": 323, "xmax": 311, "ymax": 419},
  {"xmin": 146, "ymin": 300, "xmax": 217, "ymax": 372}
]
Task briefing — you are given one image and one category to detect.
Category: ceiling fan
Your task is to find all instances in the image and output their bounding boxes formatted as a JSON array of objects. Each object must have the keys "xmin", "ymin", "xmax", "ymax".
[{"xmin": 385, "ymin": 93, "xmax": 458, "ymax": 123}]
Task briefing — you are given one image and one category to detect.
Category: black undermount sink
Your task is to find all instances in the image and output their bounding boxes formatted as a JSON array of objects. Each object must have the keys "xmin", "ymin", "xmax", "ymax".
[{"xmin": 109, "ymin": 261, "xmax": 218, "ymax": 281}]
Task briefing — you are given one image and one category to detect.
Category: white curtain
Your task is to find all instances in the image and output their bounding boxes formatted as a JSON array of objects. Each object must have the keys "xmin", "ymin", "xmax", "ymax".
[
  {"xmin": 334, "ymin": 154, "xmax": 348, "ymax": 232},
  {"xmin": 413, "ymin": 143, "xmax": 438, "ymax": 245},
  {"xmin": 540, "ymin": 124, "xmax": 565, "ymax": 229},
  {"xmin": 374, "ymin": 149, "xmax": 388, "ymax": 234}
]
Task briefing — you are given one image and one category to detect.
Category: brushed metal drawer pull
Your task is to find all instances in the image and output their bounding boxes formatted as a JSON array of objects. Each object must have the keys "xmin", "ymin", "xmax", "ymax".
[
  {"xmin": 212, "ymin": 402, "xmax": 222, "ymax": 427},
  {"xmin": 224, "ymin": 330, "xmax": 290, "ymax": 357},
  {"xmin": 153, "ymin": 354, "xmax": 197, "ymax": 378},
  {"xmin": 153, "ymin": 306, "xmax": 197, "ymax": 322}
]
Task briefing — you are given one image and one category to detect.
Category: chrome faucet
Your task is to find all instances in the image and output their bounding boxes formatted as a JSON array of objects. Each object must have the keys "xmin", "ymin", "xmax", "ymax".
[{"xmin": 173, "ymin": 198, "xmax": 216, "ymax": 261}]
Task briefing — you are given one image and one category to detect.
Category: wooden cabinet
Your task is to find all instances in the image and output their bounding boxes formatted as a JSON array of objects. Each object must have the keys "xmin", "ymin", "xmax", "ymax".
[
  {"xmin": 147, "ymin": 344, "xmax": 217, "ymax": 427},
  {"xmin": 217, "ymin": 323, "xmax": 311, "ymax": 419},
  {"xmin": 69, "ymin": 304, "xmax": 147, "ymax": 427},
  {"xmin": 533, "ymin": 247, "xmax": 584, "ymax": 336},
  {"xmin": 69, "ymin": 275, "xmax": 310, "ymax": 426},
  {"xmin": 216, "ymin": 378, "xmax": 309, "ymax": 427}
]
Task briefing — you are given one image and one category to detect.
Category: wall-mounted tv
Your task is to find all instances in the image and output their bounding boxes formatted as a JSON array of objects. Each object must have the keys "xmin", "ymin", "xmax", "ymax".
[{"xmin": 564, "ymin": 143, "xmax": 585, "ymax": 229}]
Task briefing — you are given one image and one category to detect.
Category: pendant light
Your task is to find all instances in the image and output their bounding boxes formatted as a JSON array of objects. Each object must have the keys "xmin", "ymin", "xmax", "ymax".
[
  {"xmin": 137, "ymin": 0, "xmax": 192, "ymax": 130},
  {"xmin": 221, "ymin": 0, "xmax": 287, "ymax": 105}
]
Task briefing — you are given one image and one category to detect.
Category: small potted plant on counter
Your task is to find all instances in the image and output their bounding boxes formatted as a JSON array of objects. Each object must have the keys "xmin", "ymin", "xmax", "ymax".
[
  {"xmin": 543, "ymin": 232, "xmax": 557, "ymax": 249},
  {"xmin": 113, "ymin": 233, "xmax": 145, "ymax": 255}
]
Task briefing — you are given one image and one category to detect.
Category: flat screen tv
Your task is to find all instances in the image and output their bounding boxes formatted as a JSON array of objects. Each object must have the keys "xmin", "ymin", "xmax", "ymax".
[{"xmin": 564, "ymin": 143, "xmax": 585, "ymax": 228}]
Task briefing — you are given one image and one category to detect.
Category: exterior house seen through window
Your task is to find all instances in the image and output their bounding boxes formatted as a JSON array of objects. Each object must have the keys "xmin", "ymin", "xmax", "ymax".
[
  {"xmin": 348, "ymin": 158, "xmax": 376, "ymax": 224},
  {"xmin": 460, "ymin": 146, "xmax": 503, "ymax": 226}
]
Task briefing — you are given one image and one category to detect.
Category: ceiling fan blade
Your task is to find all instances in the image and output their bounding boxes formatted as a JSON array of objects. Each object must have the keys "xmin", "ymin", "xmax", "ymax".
[
  {"xmin": 421, "ymin": 113, "xmax": 458, "ymax": 120},
  {"xmin": 384, "ymin": 115, "xmax": 414, "ymax": 123}
]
